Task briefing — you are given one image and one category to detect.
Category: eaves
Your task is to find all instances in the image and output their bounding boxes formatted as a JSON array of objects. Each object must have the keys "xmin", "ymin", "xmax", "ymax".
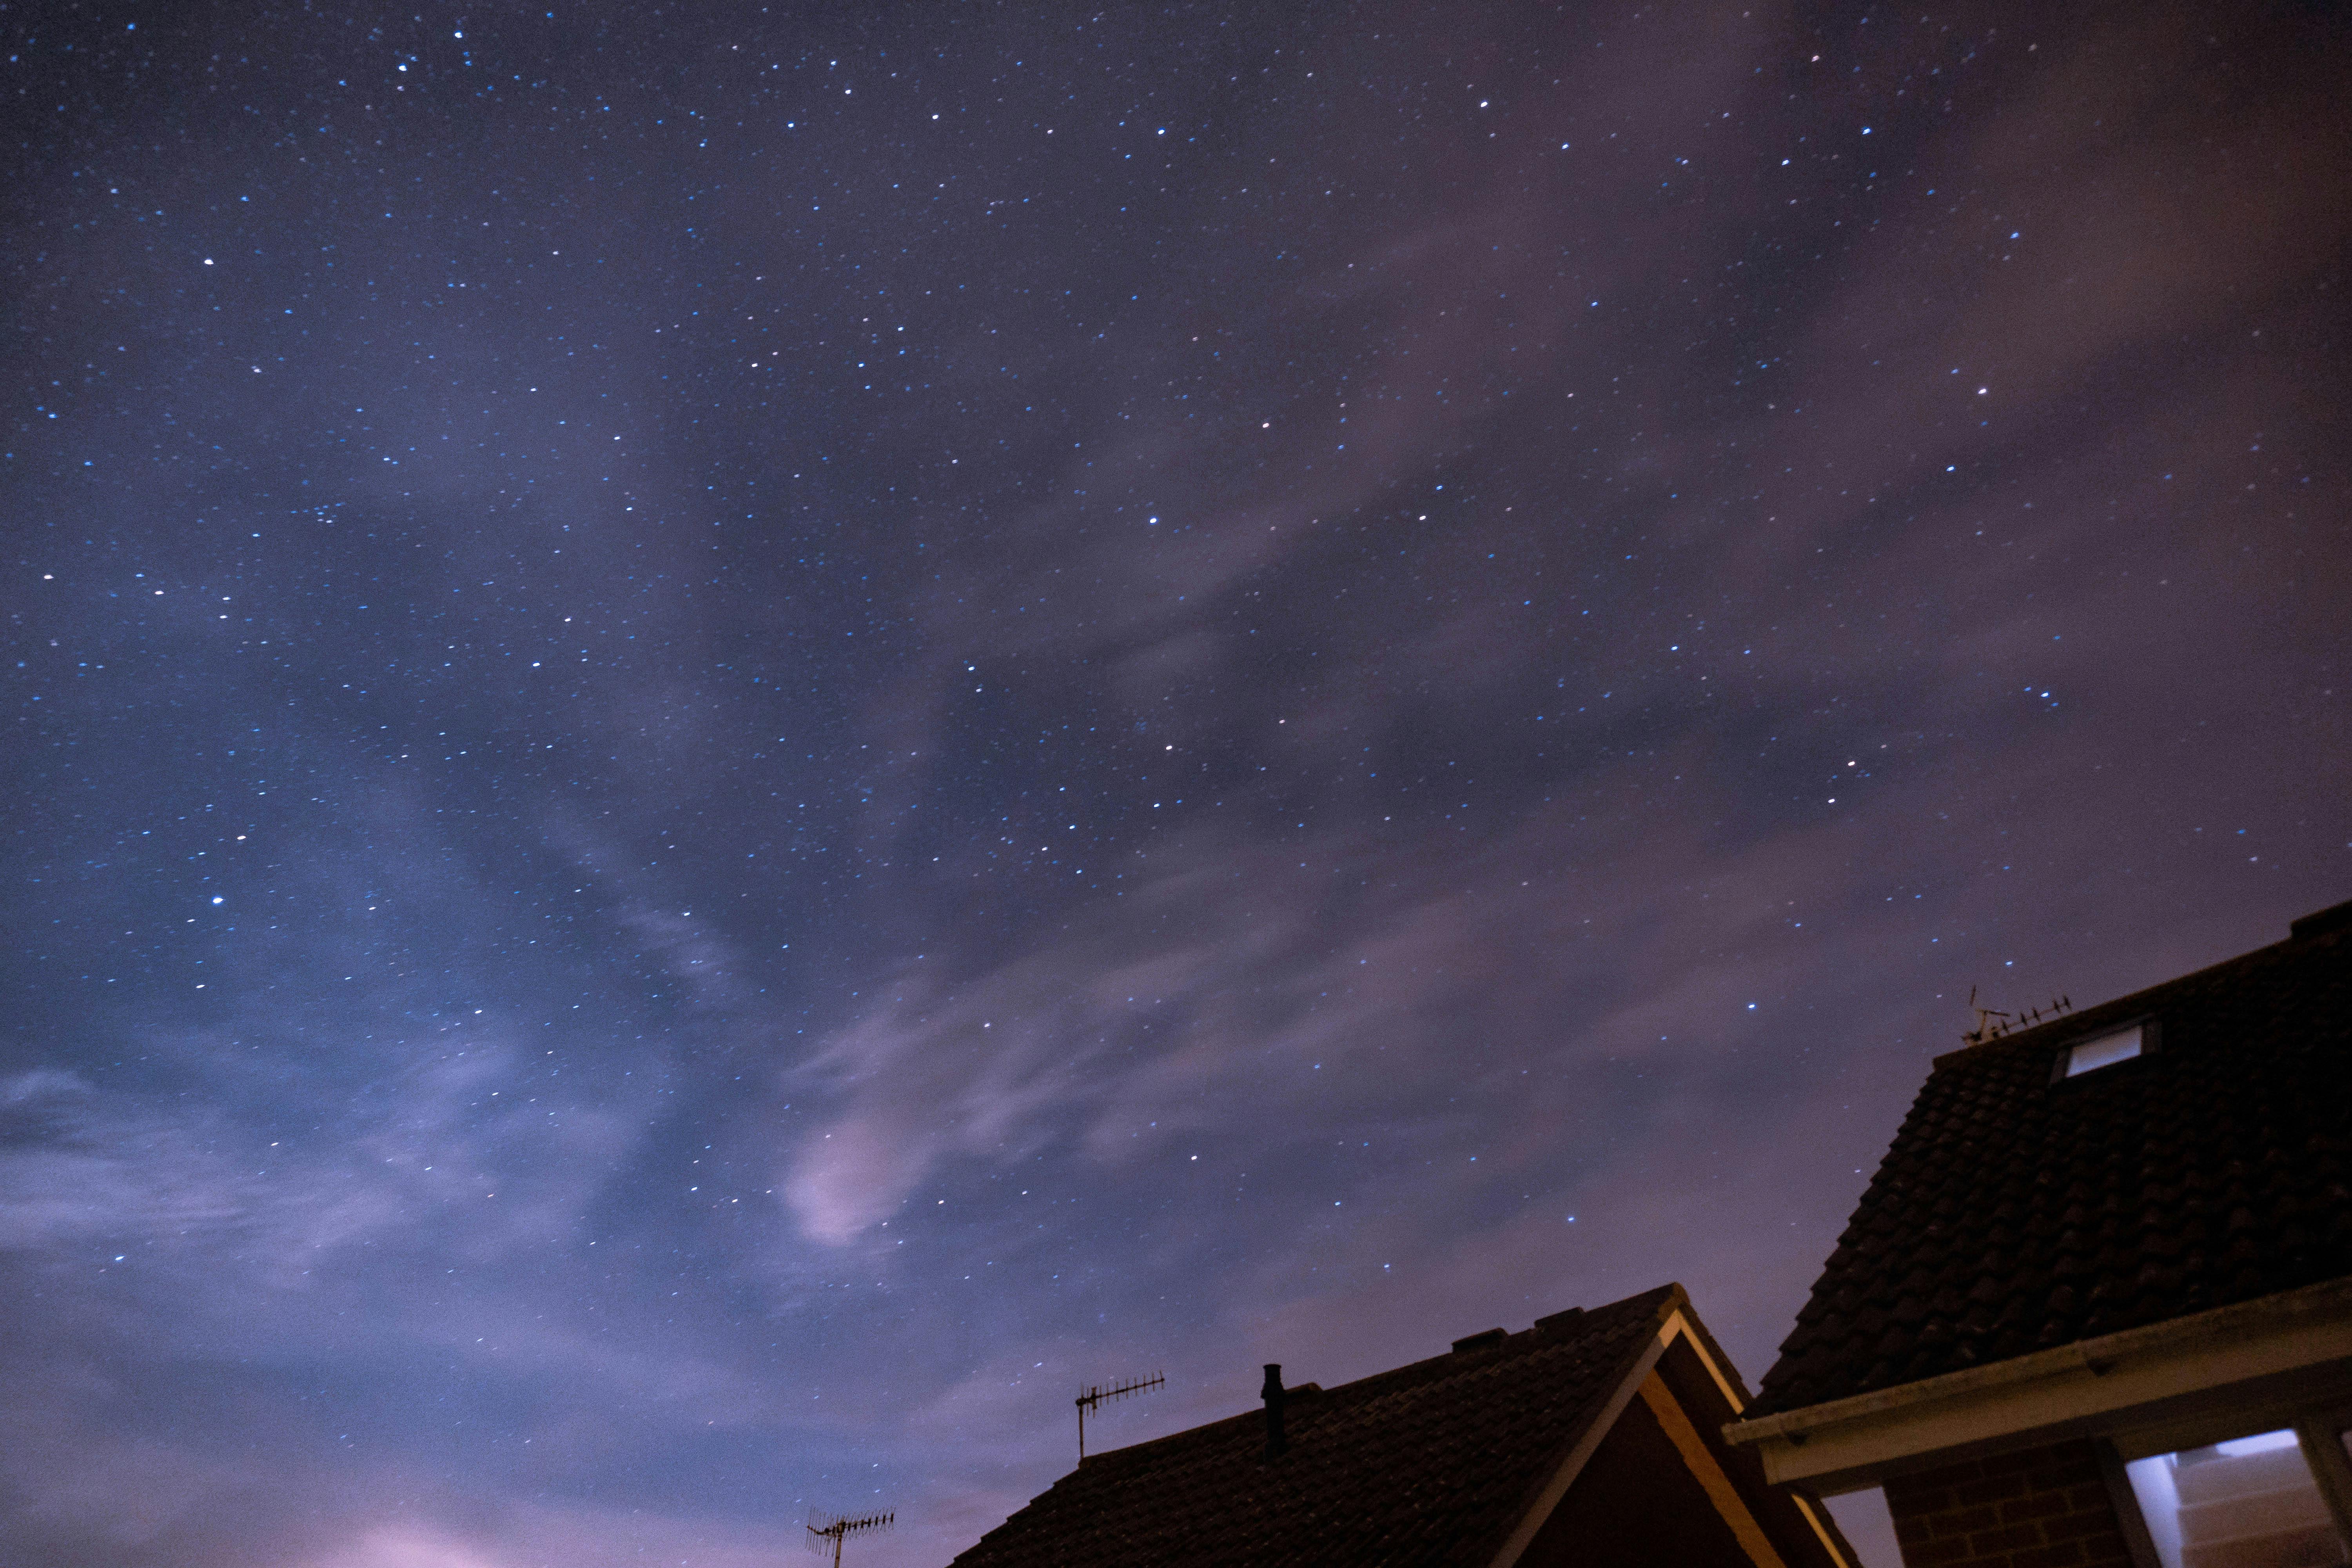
[{"xmin": 1720, "ymin": 1274, "xmax": 2352, "ymax": 1494}]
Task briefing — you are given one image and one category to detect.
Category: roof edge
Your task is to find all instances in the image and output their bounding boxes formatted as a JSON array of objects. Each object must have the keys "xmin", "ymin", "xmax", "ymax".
[
  {"xmin": 2290, "ymin": 897, "xmax": 2352, "ymax": 939},
  {"xmin": 1051, "ymin": 1284, "xmax": 1688, "ymax": 1474},
  {"xmin": 1495, "ymin": 1290, "xmax": 1863, "ymax": 1568},
  {"xmin": 1663, "ymin": 1293, "xmax": 1756, "ymax": 1414},
  {"xmin": 1484, "ymin": 1287, "xmax": 1689, "ymax": 1568},
  {"xmin": 1725, "ymin": 1273, "xmax": 2352, "ymax": 1449},
  {"xmin": 1928, "ymin": 900, "xmax": 2346, "ymax": 1069}
]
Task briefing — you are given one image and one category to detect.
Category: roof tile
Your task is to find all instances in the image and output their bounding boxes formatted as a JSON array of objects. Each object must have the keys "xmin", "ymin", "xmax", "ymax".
[
  {"xmin": 1749, "ymin": 903, "xmax": 2352, "ymax": 1416},
  {"xmin": 952, "ymin": 1286, "xmax": 1689, "ymax": 1568}
]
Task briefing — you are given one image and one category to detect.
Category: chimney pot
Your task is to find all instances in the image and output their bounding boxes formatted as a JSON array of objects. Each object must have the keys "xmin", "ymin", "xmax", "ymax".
[{"xmin": 1261, "ymin": 1363, "xmax": 1288, "ymax": 1461}]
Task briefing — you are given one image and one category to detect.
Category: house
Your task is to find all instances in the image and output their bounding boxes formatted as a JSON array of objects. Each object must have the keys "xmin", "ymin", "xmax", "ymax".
[
  {"xmin": 949, "ymin": 1282, "xmax": 1859, "ymax": 1567},
  {"xmin": 1724, "ymin": 899, "xmax": 2352, "ymax": 1568}
]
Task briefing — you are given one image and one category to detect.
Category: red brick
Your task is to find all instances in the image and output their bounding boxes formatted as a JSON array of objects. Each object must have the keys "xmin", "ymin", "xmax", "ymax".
[
  {"xmin": 1893, "ymin": 1459, "xmax": 1982, "ymax": 1494},
  {"xmin": 2043, "ymin": 1506, "xmax": 2125, "ymax": 1544},
  {"xmin": 1895, "ymin": 1485, "xmax": 1957, "ymax": 1518},
  {"xmin": 1886, "ymin": 1443, "xmax": 2142, "ymax": 1568},
  {"xmin": 2000, "ymin": 1491, "xmax": 2073, "ymax": 1525},
  {"xmin": 1933, "ymin": 1505, "xmax": 2000, "ymax": 1539},
  {"xmin": 1902, "ymin": 1535, "xmax": 1976, "ymax": 1568},
  {"xmin": 1955, "ymin": 1474, "xmax": 2030, "ymax": 1507},
  {"xmin": 1980, "ymin": 1441, "xmax": 2097, "ymax": 1480},
  {"xmin": 2078, "ymin": 1532, "xmax": 2134, "ymax": 1568},
  {"xmin": 1889, "ymin": 1501, "xmax": 1951, "ymax": 1537},
  {"xmin": 2020, "ymin": 1460, "xmax": 2098, "ymax": 1488},
  {"xmin": 1969, "ymin": 1523, "xmax": 2042, "ymax": 1555},
  {"xmin": 1892, "ymin": 1518, "xmax": 1941, "ymax": 1553},
  {"xmin": 1888, "ymin": 1479, "xmax": 1959, "ymax": 1508}
]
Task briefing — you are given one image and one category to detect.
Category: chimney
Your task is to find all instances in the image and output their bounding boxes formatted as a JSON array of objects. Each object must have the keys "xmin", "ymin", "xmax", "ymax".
[{"xmin": 1261, "ymin": 1363, "xmax": 1288, "ymax": 1461}]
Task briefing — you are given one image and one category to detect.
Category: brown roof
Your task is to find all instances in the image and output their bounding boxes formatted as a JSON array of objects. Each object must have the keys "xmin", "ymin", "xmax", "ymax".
[
  {"xmin": 1748, "ymin": 899, "xmax": 2352, "ymax": 1419},
  {"xmin": 949, "ymin": 1285, "xmax": 1722, "ymax": 1567}
]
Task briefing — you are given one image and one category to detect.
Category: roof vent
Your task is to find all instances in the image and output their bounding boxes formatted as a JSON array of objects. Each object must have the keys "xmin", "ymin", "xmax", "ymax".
[
  {"xmin": 2290, "ymin": 899, "xmax": 2352, "ymax": 940},
  {"xmin": 1451, "ymin": 1328, "xmax": 1507, "ymax": 1354}
]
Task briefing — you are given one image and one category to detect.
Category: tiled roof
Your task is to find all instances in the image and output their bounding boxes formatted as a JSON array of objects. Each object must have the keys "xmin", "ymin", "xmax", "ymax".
[
  {"xmin": 1749, "ymin": 900, "xmax": 2352, "ymax": 1418},
  {"xmin": 949, "ymin": 1285, "xmax": 1685, "ymax": 1568}
]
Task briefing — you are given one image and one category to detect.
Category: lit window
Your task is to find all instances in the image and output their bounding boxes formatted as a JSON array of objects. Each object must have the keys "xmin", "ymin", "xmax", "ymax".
[
  {"xmin": 2063, "ymin": 1023, "xmax": 2144, "ymax": 1077},
  {"xmin": 2123, "ymin": 1429, "xmax": 2347, "ymax": 1568}
]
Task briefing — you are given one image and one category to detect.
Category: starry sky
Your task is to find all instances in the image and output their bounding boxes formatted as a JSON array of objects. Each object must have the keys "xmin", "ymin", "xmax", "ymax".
[{"xmin": 6, "ymin": 2, "xmax": 2348, "ymax": 1564}]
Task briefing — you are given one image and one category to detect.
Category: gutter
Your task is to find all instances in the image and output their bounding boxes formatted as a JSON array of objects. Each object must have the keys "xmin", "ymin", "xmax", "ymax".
[{"xmin": 1722, "ymin": 1276, "xmax": 2352, "ymax": 1489}]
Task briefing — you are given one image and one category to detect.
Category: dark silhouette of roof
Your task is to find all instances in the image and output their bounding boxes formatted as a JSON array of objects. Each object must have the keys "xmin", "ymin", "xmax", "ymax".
[
  {"xmin": 950, "ymin": 1283, "xmax": 1838, "ymax": 1568},
  {"xmin": 1748, "ymin": 899, "xmax": 2352, "ymax": 1419}
]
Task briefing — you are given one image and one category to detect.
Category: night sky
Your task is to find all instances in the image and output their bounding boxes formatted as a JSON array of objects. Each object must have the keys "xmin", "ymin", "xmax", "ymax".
[{"xmin": 6, "ymin": 2, "xmax": 2348, "ymax": 1564}]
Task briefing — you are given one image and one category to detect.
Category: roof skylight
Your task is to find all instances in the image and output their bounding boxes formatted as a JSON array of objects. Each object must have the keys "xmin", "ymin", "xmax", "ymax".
[{"xmin": 2061, "ymin": 1023, "xmax": 2144, "ymax": 1077}]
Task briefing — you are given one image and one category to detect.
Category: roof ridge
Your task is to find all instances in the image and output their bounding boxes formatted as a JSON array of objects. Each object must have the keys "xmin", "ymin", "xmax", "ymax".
[
  {"xmin": 1055, "ymin": 1283, "xmax": 1686, "ymax": 1470},
  {"xmin": 951, "ymin": 1282, "xmax": 1737, "ymax": 1567},
  {"xmin": 1929, "ymin": 910, "xmax": 2343, "ymax": 1067},
  {"xmin": 1477, "ymin": 1283, "xmax": 1693, "ymax": 1568}
]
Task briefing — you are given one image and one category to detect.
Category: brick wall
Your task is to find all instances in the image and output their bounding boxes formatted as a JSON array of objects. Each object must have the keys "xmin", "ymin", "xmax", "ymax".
[{"xmin": 1882, "ymin": 1439, "xmax": 2137, "ymax": 1568}]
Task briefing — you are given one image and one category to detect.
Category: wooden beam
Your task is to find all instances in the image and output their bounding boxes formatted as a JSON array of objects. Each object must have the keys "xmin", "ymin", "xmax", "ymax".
[{"xmin": 1638, "ymin": 1370, "xmax": 1788, "ymax": 1568}]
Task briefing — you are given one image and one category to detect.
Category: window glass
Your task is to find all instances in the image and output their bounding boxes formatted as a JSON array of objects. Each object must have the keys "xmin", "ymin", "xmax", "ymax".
[
  {"xmin": 2064, "ymin": 1023, "xmax": 2143, "ymax": 1076},
  {"xmin": 2124, "ymin": 1429, "xmax": 2346, "ymax": 1568}
]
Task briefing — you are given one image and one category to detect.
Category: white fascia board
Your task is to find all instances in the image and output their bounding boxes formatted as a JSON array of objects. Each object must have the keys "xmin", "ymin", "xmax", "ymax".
[
  {"xmin": 1660, "ymin": 1308, "xmax": 1748, "ymax": 1414},
  {"xmin": 1484, "ymin": 1324, "xmax": 1671, "ymax": 1568},
  {"xmin": 1721, "ymin": 1277, "xmax": 2352, "ymax": 1493},
  {"xmin": 1494, "ymin": 1310, "xmax": 1861, "ymax": 1568}
]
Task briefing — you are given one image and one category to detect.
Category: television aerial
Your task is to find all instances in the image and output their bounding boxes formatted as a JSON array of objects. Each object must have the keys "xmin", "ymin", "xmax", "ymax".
[
  {"xmin": 1075, "ymin": 1372, "xmax": 1164, "ymax": 1460},
  {"xmin": 807, "ymin": 1508, "xmax": 893, "ymax": 1568}
]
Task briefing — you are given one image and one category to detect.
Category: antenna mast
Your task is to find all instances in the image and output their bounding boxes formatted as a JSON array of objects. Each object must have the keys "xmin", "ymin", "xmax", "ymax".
[
  {"xmin": 1961, "ymin": 985, "xmax": 2071, "ymax": 1045},
  {"xmin": 1962, "ymin": 984, "xmax": 2012, "ymax": 1045},
  {"xmin": 1075, "ymin": 1372, "xmax": 1164, "ymax": 1461},
  {"xmin": 806, "ymin": 1509, "xmax": 893, "ymax": 1568}
]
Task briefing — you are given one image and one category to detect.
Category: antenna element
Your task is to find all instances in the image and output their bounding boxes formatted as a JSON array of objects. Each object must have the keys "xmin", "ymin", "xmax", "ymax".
[
  {"xmin": 807, "ymin": 1509, "xmax": 893, "ymax": 1568},
  {"xmin": 1075, "ymin": 1372, "xmax": 1165, "ymax": 1460},
  {"xmin": 1961, "ymin": 985, "xmax": 2071, "ymax": 1045}
]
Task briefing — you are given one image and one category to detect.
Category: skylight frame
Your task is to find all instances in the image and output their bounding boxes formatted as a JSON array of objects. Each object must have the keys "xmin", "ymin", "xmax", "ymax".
[{"xmin": 2049, "ymin": 1016, "xmax": 2161, "ymax": 1083}]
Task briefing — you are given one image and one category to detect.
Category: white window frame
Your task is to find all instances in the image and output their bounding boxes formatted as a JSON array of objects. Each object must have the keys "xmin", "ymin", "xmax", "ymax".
[
  {"xmin": 2100, "ymin": 1400, "xmax": 2352, "ymax": 1568},
  {"xmin": 2049, "ymin": 1015, "xmax": 2161, "ymax": 1083}
]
